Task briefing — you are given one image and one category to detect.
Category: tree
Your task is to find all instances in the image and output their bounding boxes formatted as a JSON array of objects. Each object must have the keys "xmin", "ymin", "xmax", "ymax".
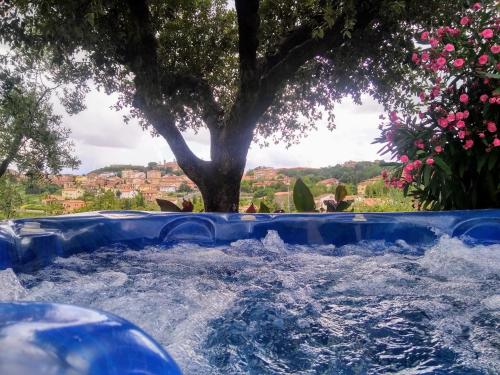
[
  {"xmin": 178, "ymin": 182, "xmax": 193, "ymax": 193},
  {"xmin": 376, "ymin": 2, "xmax": 499, "ymax": 209},
  {"xmin": 0, "ymin": 60, "xmax": 80, "ymax": 179},
  {"xmin": 0, "ymin": 176, "xmax": 22, "ymax": 218},
  {"xmin": 1, "ymin": 0, "xmax": 469, "ymax": 211}
]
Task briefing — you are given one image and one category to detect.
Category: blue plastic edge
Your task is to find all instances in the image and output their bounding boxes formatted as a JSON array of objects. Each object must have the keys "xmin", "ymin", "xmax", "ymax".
[
  {"xmin": 0, "ymin": 302, "xmax": 182, "ymax": 375},
  {"xmin": 1, "ymin": 209, "xmax": 499, "ymax": 271}
]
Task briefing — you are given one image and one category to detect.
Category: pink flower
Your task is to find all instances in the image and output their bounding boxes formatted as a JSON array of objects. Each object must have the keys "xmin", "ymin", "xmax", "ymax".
[
  {"xmin": 456, "ymin": 112, "xmax": 464, "ymax": 120},
  {"xmin": 490, "ymin": 97, "xmax": 497, "ymax": 104},
  {"xmin": 400, "ymin": 155, "xmax": 409, "ymax": 163},
  {"xmin": 480, "ymin": 29, "xmax": 494, "ymax": 39},
  {"xmin": 421, "ymin": 51, "xmax": 430, "ymax": 62},
  {"xmin": 459, "ymin": 94, "xmax": 469, "ymax": 104},
  {"xmin": 421, "ymin": 31, "xmax": 429, "ymax": 41},
  {"xmin": 405, "ymin": 163, "xmax": 415, "ymax": 172},
  {"xmin": 413, "ymin": 160, "xmax": 422, "ymax": 168},
  {"xmin": 464, "ymin": 139, "xmax": 474, "ymax": 150},
  {"xmin": 491, "ymin": 45, "xmax": 500, "ymax": 54},
  {"xmin": 487, "ymin": 121, "xmax": 497, "ymax": 132},
  {"xmin": 480, "ymin": 94, "xmax": 489, "ymax": 103},
  {"xmin": 453, "ymin": 58, "xmax": 465, "ymax": 68},
  {"xmin": 444, "ymin": 43, "xmax": 455, "ymax": 52},
  {"xmin": 472, "ymin": 2, "xmax": 481, "ymax": 10},
  {"xmin": 456, "ymin": 120, "xmax": 466, "ymax": 129},
  {"xmin": 436, "ymin": 57, "xmax": 447, "ymax": 67},
  {"xmin": 412, "ymin": 53, "xmax": 420, "ymax": 64},
  {"xmin": 478, "ymin": 54, "xmax": 489, "ymax": 65},
  {"xmin": 497, "ymin": 97, "xmax": 500, "ymax": 104},
  {"xmin": 463, "ymin": 110, "xmax": 470, "ymax": 118},
  {"xmin": 438, "ymin": 118, "xmax": 449, "ymax": 128},
  {"xmin": 460, "ymin": 16, "xmax": 470, "ymax": 26},
  {"xmin": 447, "ymin": 113, "xmax": 456, "ymax": 122},
  {"xmin": 435, "ymin": 145, "xmax": 443, "ymax": 153},
  {"xmin": 494, "ymin": 138, "xmax": 500, "ymax": 147},
  {"xmin": 430, "ymin": 38, "xmax": 439, "ymax": 48},
  {"xmin": 479, "ymin": 132, "xmax": 485, "ymax": 139},
  {"xmin": 426, "ymin": 158, "xmax": 435, "ymax": 166}
]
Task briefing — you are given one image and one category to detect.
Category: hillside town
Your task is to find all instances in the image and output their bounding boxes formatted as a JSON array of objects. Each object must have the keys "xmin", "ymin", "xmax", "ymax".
[
  {"xmin": 0, "ymin": 159, "xmax": 410, "ymax": 216},
  {"xmin": 41, "ymin": 161, "xmax": 196, "ymax": 213}
]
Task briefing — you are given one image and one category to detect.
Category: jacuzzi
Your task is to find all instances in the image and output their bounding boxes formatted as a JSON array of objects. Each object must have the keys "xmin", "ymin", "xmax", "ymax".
[{"xmin": 1, "ymin": 210, "xmax": 499, "ymax": 374}]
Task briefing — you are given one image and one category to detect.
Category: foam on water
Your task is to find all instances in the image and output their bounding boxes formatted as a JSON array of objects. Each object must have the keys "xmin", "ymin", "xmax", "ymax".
[{"xmin": 1, "ymin": 232, "xmax": 499, "ymax": 374}]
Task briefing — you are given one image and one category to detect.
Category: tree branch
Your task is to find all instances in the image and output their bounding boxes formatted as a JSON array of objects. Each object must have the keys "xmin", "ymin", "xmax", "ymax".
[
  {"xmin": 123, "ymin": 0, "xmax": 209, "ymax": 177},
  {"xmin": 255, "ymin": 6, "xmax": 377, "ymax": 119},
  {"xmin": 235, "ymin": 0, "xmax": 260, "ymax": 89},
  {"xmin": 162, "ymin": 72, "xmax": 224, "ymax": 130},
  {"xmin": 0, "ymin": 133, "xmax": 23, "ymax": 178}
]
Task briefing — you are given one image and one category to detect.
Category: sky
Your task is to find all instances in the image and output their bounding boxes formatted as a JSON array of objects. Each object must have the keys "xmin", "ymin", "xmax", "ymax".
[{"xmin": 60, "ymin": 89, "xmax": 391, "ymax": 174}]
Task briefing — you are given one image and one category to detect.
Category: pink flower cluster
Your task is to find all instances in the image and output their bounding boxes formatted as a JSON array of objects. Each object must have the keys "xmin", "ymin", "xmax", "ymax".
[{"xmin": 380, "ymin": 2, "xmax": 500, "ymax": 190}]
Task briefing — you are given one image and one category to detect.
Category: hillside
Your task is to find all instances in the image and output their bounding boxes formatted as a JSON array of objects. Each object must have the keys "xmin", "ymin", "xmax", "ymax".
[{"xmin": 276, "ymin": 160, "xmax": 399, "ymax": 185}]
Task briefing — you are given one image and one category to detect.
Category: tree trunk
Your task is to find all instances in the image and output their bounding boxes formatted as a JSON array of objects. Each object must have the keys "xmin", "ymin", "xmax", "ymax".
[
  {"xmin": 177, "ymin": 125, "xmax": 251, "ymax": 213},
  {"xmin": 198, "ymin": 171, "xmax": 242, "ymax": 212},
  {"xmin": 0, "ymin": 134, "xmax": 23, "ymax": 179}
]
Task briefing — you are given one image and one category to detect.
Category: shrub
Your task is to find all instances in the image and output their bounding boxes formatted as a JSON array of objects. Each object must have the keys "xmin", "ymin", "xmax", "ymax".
[{"xmin": 376, "ymin": 2, "xmax": 499, "ymax": 209}]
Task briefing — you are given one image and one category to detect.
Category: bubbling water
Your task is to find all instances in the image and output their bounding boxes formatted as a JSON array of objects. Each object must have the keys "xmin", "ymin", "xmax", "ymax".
[{"xmin": 1, "ymin": 232, "xmax": 499, "ymax": 374}]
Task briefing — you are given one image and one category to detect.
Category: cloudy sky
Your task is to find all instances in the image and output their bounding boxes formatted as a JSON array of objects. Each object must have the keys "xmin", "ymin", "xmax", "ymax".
[{"xmin": 60, "ymin": 89, "xmax": 391, "ymax": 174}]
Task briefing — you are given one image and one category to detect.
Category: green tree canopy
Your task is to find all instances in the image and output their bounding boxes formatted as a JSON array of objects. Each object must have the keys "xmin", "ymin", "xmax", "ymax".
[
  {"xmin": 0, "ymin": 58, "xmax": 80, "ymax": 178},
  {"xmin": 0, "ymin": 0, "xmax": 471, "ymax": 211}
]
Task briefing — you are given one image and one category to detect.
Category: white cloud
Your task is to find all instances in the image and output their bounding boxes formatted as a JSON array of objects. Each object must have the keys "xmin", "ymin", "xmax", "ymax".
[{"xmin": 60, "ymin": 91, "xmax": 390, "ymax": 174}]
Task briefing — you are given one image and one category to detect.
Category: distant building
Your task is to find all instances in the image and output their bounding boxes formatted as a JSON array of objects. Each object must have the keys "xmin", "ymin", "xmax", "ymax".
[
  {"xmin": 98, "ymin": 172, "xmax": 116, "ymax": 178},
  {"xmin": 121, "ymin": 169, "xmax": 136, "ymax": 179},
  {"xmin": 318, "ymin": 178, "xmax": 339, "ymax": 187},
  {"xmin": 147, "ymin": 170, "xmax": 162, "ymax": 180},
  {"xmin": 62, "ymin": 187, "xmax": 84, "ymax": 200},
  {"xmin": 253, "ymin": 167, "xmax": 277, "ymax": 180},
  {"xmin": 75, "ymin": 176, "xmax": 87, "ymax": 185},
  {"xmin": 159, "ymin": 185, "xmax": 177, "ymax": 193},
  {"xmin": 253, "ymin": 181, "xmax": 275, "ymax": 188},
  {"xmin": 160, "ymin": 160, "xmax": 181, "ymax": 172},
  {"xmin": 132, "ymin": 172, "xmax": 146, "ymax": 179},
  {"xmin": 50, "ymin": 174, "xmax": 75, "ymax": 187},
  {"xmin": 62, "ymin": 200, "xmax": 86, "ymax": 213},
  {"xmin": 119, "ymin": 189, "xmax": 137, "ymax": 199},
  {"xmin": 42, "ymin": 195, "xmax": 64, "ymax": 205}
]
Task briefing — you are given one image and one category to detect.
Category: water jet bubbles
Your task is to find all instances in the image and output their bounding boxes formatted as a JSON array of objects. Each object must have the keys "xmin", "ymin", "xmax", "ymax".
[{"xmin": 0, "ymin": 233, "xmax": 499, "ymax": 374}]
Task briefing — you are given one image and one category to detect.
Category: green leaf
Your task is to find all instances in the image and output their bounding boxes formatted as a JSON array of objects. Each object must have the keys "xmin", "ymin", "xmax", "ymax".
[
  {"xmin": 336, "ymin": 200, "xmax": 353, "ymax": 212},
  {"xmin": 259, "ymin": 201, "xmax": 270, "ymax": 213},
  {"xmin": 477, "ymin": 154, "xmax": 488, "ymax": 173},
  {"xmin": 155, "ymin": 198, "xmax": 181, "ymax": 212},
  {"xmin": 423, "ymin": 165, "xmax": 432, "ymax": 186},
  {"xmin": 483, "ymin": 72, "xmax": 500, "ymax": 79},
  {"xmin": 335, "ymin": 184, "xmax": 348, "ymax": 202},
  {"xmin": 85, "ymin": 12, "xmax": 95, "ymax": 26},
  {"xmin": 459, "ymin": 162, "xmax": 465, "ymax": 178},
  {"xmin": 433, "ymin": 156, "xmax": 452, "ymax": 176},
  {"xmin": 293, "ymin": 178, "xmax": 315, "ymax": 212},
  {"xmin": 488, "ymin": 152, "xmax": 498, "ymax": 171}
]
